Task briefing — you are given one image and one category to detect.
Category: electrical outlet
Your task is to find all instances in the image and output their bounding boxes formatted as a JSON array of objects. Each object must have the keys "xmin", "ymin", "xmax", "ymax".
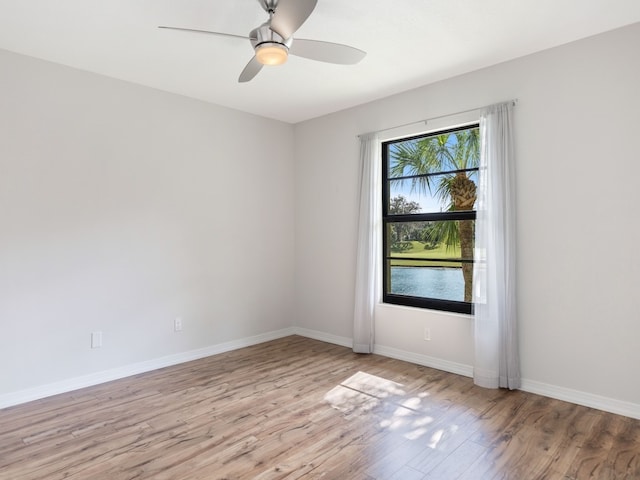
[
  {"xmin": 91, "ymin": 331, "xmax": 102, "ymax": 348},
  {"xmin": 423, "ymin": 327, "xmax": 431, "ymax": 341},
  {"xmin": 174, "ymin": 317, "xmax": 183, "ymax": 332}
]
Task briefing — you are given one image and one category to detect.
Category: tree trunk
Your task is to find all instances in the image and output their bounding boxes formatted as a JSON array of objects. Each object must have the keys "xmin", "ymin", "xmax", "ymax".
[
  {"xmin": 459, "ymin": 220, "xmax": 474, "ymax": 302},
  {"xmin": 450, "ymin": 173, "xmax": 477, "ymax": 303}
]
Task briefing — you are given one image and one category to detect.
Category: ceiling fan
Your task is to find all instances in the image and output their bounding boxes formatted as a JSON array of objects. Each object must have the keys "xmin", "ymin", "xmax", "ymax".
[{"xmin": 159, "ymin": 0, "xmax": 366, "ymax": 83}]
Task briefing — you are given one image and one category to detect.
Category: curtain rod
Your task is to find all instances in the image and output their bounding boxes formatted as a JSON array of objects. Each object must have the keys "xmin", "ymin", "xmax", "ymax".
[{"xmin": 357, "ymin": 99, "xmax": 518, "ymax": 138}]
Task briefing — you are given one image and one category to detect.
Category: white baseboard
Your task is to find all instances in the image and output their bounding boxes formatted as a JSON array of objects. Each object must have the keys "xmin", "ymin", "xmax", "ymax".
[
  {"xmin": 292, "ymin": 327, "xmax": 353, "ymax": 348},
  {"xmin": 292, "ymin": 328, "xmax": 472, "ymax": 377},
  {"xmin": 373, "ymin": 344, "xmax": 474, "ymax": 378},
  {"xmin": 520, "ymin": 379, "xmax": 640, "ymax": 420},
  {"xmin": 0, "ymin": 327, "xmax": 296, "ymax": 410},
  {"xmin": 373, "ymin": 347, "xmax": 640, "ymax": 420}
]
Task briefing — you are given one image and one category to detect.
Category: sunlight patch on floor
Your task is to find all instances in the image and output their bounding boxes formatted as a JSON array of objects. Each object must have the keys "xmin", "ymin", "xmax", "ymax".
[{"xmin": 324, "ymin": 371, "xmax": 441, "ymax": 442}]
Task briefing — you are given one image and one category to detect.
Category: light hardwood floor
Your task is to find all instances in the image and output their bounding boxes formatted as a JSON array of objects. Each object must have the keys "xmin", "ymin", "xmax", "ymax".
[{"xmin": 1, "ymin": 335, "xmax": 639, "ymax": 479}]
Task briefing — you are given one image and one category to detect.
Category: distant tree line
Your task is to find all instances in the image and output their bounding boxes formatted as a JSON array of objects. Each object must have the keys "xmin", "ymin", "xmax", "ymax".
[{"xmin": 388, "ymin": 195, "xmax": 444, "ymax": 251}]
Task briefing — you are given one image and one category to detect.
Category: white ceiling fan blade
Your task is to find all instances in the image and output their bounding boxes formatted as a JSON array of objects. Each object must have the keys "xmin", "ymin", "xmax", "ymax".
[
  {"xmin": 270, "ymin": 0, "xmax": 318, "ymax": 40},
  {"xmin": 158, "ymin": 26, "xmax": 248, "ymax": 41},
  {"xmin": 289, "ymin": 39, "xmax": 366, "ymax": 65},
  {"xmin": 239, "ymin": 56, "xmax": 263, "ymax": 83}
]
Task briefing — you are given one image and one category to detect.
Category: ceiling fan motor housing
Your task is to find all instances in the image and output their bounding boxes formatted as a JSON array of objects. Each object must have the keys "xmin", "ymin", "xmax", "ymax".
[
  {"xmin": 250, "ymin": 23, "xmax": 292, "ymax": 50},
  {"xmin": 251, "ymin": 23, "xmax": 292, "ymax": 65}
]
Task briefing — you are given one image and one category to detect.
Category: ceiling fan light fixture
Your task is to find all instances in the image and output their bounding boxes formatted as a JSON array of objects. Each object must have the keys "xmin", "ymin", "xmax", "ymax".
[{"xmin": 255, "ymin": 42, "xmax": 288, "ymax": 66}]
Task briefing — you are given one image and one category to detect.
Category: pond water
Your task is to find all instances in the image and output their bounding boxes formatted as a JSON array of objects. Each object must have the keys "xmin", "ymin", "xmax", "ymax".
[{"xmin": 390, "ymin": 266, "xmax": 464, "ymax": 302}]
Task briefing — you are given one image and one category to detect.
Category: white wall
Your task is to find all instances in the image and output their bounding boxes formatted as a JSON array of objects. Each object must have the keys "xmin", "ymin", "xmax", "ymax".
[
  {"xmin": 0, "ymin": 49, "xmax": 295, "ymax": 397},
  {"xmin": 294, "ymin": 23, "xmax": 640, "ymax": 411}
]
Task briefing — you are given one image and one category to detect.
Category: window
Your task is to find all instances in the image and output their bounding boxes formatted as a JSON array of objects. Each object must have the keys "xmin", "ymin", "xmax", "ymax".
[{"xmin": 382, "ymin": 124, "xmax": 479, "ymax": 314}]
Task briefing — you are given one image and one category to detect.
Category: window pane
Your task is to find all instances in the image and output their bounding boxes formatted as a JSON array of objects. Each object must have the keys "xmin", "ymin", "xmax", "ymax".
[
  {"xmin": 385, "ymin": 220, "xmax": 474, "ymax": 303},
  {"xmin": 386, "ymin": 220, "xmax": 474, "ymax": 261},
  {"xmin": 388, "ymin": 263, "xmax": 465, "ymax": 302},
  {"xmin": 387, "ymin": 128, "xmax": 480, "ymax": 179},
  {"xmin": 389, "ymin": 173, "xmax": 478, "ymax": 214}
]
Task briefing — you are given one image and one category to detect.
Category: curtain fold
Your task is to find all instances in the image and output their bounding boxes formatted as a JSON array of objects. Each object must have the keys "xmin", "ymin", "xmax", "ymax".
[
  {"xmin": 473, "ymin": 102, "xmax": 520, "ymax": 389},
  {"xmin": 353, "ymin": 133, "xmax": 380, "ymax": 353}
]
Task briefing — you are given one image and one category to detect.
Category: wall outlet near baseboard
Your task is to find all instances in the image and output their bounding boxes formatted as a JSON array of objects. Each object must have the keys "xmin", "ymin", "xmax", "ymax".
[
  {"xmin": 174, "ymin": 317, "xmax": 183, "ymax": 332},
  {"xmin": 423, "ymin": 328, "xmax": 431, "ymax": 341},
  {"xmin": 91, "ymin": 331, "xmax": 102, "ymax": 348}
]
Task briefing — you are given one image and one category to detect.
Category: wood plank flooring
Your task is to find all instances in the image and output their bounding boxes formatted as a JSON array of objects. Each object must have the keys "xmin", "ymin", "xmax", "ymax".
[{"xmin": 1, "ymin": 335, "xmax": 639, "ymax": 479}]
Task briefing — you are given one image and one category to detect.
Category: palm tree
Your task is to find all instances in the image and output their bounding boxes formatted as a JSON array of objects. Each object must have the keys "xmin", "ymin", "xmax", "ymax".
[{"xmin": 390, "ymin": 128, "xmax": 480, "ymax": 302}]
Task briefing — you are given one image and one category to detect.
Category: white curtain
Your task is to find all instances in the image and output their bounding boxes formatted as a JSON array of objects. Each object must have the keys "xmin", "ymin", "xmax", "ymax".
[
  {"xmin": 473, "ymin": 102, "xmax": 520, "ymax": 389},
  {"xmin": 353, "ymin": 133, "xmax": 380, "ymax": 353}
]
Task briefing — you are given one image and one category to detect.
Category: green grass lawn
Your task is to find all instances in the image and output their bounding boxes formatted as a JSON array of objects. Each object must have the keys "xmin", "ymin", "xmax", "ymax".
[{"xmin": 390, "ymin": 241, "xmax": 463, "ymax": 268}]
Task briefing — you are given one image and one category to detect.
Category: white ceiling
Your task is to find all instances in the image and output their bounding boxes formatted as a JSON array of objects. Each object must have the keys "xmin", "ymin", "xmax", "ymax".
[{"xmin": 1, "ymin": 0, "xmax": 639, "ymax": 123}]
